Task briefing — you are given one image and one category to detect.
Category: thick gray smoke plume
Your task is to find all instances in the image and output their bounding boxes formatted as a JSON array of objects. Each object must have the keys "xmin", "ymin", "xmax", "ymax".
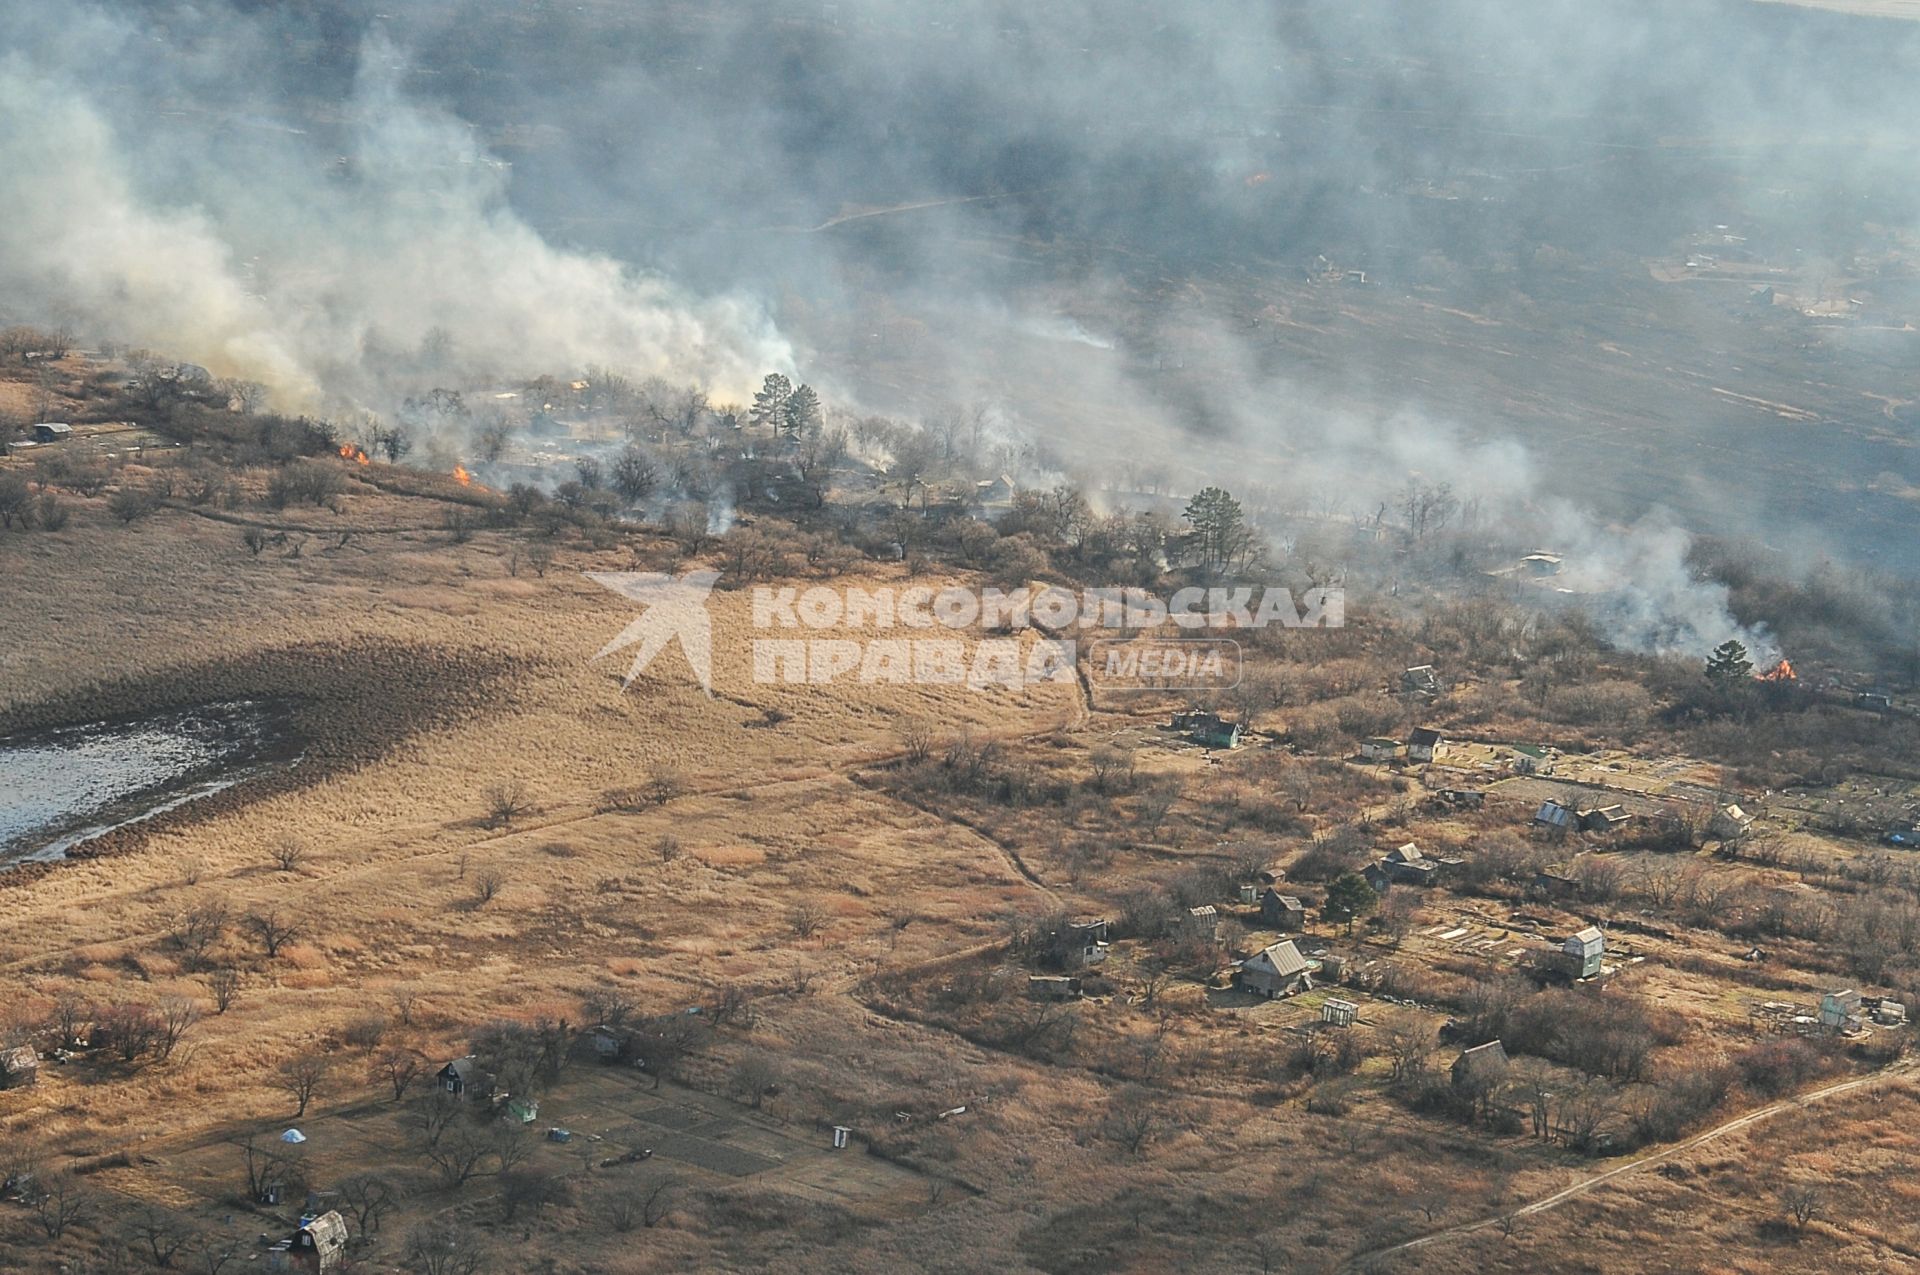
[
  {"xmin": 0, "ymin": 15, "xmax": 791, "ymax": 408},
  {"xmin": 2, "ymin": 0, "xmax": 1911, "ymax": 660}
]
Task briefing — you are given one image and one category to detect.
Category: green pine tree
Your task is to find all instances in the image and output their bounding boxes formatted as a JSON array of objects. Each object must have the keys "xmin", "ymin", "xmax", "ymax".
[
  {"xmin": 1705, "ymin": 639, "xmax": 1754, "ymax": 686},
  {"xmin": 1324, "ymin": 871, "xmax": 1378, "ymax": 936}
]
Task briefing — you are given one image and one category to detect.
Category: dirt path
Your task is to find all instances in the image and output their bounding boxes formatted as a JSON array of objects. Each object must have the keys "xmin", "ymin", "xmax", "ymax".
[{"xmin": 1340, "ymin": 1061, "xmax": 1919, "ymax": 1270}]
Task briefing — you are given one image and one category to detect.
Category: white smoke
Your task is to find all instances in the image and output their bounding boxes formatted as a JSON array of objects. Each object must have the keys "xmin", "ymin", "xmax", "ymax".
[{"xmin": 0, "ymin": 30, "xmax": 792, "ymax": 410}]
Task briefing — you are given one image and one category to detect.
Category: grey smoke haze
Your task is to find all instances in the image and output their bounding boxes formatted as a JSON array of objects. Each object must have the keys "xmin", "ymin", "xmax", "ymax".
[{"xmin": 1, "ymin": 0, "xmax": 1913, "ymax": 657}]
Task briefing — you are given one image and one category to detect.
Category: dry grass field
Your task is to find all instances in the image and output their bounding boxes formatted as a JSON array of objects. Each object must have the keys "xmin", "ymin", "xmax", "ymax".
[{"xmin": 2, "ymin": 363, "xmax": 1919, "ymax": 1273}]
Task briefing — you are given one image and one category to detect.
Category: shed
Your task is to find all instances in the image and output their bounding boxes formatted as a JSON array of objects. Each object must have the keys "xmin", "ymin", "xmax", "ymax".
[
  {"xmin": 0, "ymin": 1046, "xmax": 38, "ymax": 1089},
  {"xmin": 1028, "ymin": 975, "xmax": 1083, "ymax": 1001},
  {"xmin": 1380, "ymin": 844, "xmax": 1439, "ymax": 886},
  {"xmin": 1710, "ymin": 805, "xmax": 1755, "ymax": 841},
  {"xmin": 31, "ymin": 422, "xmax": 72, "ymax": 443},
  {"xmin": 1179, "ymin": 905, "xmax": 1220, "ymax": 944},
  {"xmin": 1402, "ymin": 665, "xmax": 1442, "ymax": 695},
  {"xmin": 1562, "ymin": 926, "xmax": 1606, "ymax": 979},
  {"xmin": 1820, "ymin": 989, "xmax": 1863, "ymax": 1032},
  {"xmin": 1321, "ymin": 998, "xmax": 1359, "ymax": 1027},
  {"xmin": 1580, "ymin": 805, "xmax": 1631, "ymax": 833},
  {"xmin": 437, "ymin": 1056, "xmax": 481, "ymax": 1098},
  {"xmin": 1533, "ymin": 800, "xmax": 1578, "ymax": 834},
  {"xmin": 1240, "ymin": 940, "xmax": 1312, "ymax": 999},
  {"xmin": 1407, "ymin": 727, "xmax": 1446, "ymax": 764},
  {"xmin": 1451, "ymin": 1040, "xmax": 1510, "ymax": 1090},
  {"xmin": 1065, "ymin": 918, "xmax": 1110, "ymax": 967},
  {"xmin": 1260, "ymin": 889, "xmax": 1306, "ymax": 931},
  {"xmin": 1360, "ymin": 738, "xmax": 1403, "ymax": 763},
  {"xmin": 289, "ymin": 1210, "xmax": 348, "ymax": 1273}
]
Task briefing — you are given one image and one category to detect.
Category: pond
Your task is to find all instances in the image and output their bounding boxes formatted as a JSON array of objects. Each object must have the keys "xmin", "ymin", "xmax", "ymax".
[{"xmin": 0, "ymin": 700, "xmax": 302, "ymax": 865}]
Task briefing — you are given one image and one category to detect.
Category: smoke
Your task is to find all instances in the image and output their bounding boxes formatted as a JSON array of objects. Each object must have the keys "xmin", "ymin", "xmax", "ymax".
[
  {"xmin": 3, "ymin": 0, "xmax": 1912, "ymax": 657},
  {"xmin": 0, "ymin": 13, "xmax": 792, "ymax": 410}
]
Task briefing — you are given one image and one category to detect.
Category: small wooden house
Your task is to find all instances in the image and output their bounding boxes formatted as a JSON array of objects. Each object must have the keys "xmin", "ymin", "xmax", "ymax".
[
  {"xmin": 1260, "ymin": 889, "xmax": 1306, "ymax": 931},
  {"xmin": 1320, "ymin": 998, "xmax": 1359, "ymax": 1027},
  {"xmin": 1360, "ymin": 737, "xmax": 1403, "ymax": 763},
  {"xmin": 1407, "ymin": 727, "xmax": 1446, "ymax": 764},
  {"xmin": 1240, "ymin": 940, "xmax": 1312, "ymax": 999},
  {"xmin": 270, "ymin": 1210, "xmax": 348, "ymax": 1274},
  {"xmin": 1028, "ymin": 975, "xmax": 1083, "ymax": 1001},
  {"xmin": 437, "ymin": 1056, "xmax": 484, "ymax": 1099}
]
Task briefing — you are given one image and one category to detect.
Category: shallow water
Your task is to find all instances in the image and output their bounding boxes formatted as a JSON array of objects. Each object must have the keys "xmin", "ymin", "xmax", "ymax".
[{"xmin": 0, "ymin": 700, "xmax": 300, "ymax": 864}]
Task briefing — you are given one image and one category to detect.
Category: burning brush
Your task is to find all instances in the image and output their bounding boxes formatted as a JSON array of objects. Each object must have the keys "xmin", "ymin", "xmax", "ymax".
[
  {"xmin": 338, "ymin": 444, "xmax": 370, "ymax": 466},
  {"xmin": 1756, "ymin": 658, "xmax": 1796, "ymax": 683}
]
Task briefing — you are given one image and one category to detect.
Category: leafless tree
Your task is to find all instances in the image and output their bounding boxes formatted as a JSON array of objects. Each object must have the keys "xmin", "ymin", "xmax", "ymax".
[
  {"xmin": 207, "ymin": 967, "xmax": 241, "ymax": 1015},
  {"xmin": 729, "ymin": 1052, "xmax": 781, "ymax": 1109},
  {"xmin": 897, "ymin": 717, "xmax": 935, "ymax": 764},
  {"xmin": 786, "ymin": 903, "xmax": 825, "ymax": 939},
  {"xmin": 157, "ymin": 996, "xmax": 200, "ymax": 1061},
  {"xmin": 270, "ymin": 837, "xmax": 307, "ymax": 873},
  {"xmin": 645, "ymin": 765, "xmax": 685, "ymax": 806},
  {"xmin": 166, "ymin": 895, "xmax": 230, "ymax": 965},
  {"xmin": 276, "ymin": 1054, "xmax": 332, "ymax": 1117},
  {"xmin": 29, "ymin": 1171, "xmax": 92, "ymax": 1238},
  {"xmin": 373, "ymin": 1046, "xmax": 426, "ymax": 1101},
  {"xmin": 245, "ymin": 907, "xmax": 304, "ymax": 958},
  {"xmin": 336, "ymin": 1171, "xmax": 397, "ymax": 1236},
  {"xmin": 1781, "ymin": 1182, "xmax": 1823, "ymax": 1231},
  {"xmin": 130, "ymin": 1203, "xmax": 193, "ymax": 1267},
  {"xmin": 1097, "ymin": 1085, "xmax": 1173, "ymax": 1155},
  {"xmin": 483, "ymin": 780, "xmax": 534, "ymax": 827},
  {"xmin": 472, "ymin": 868, "xmax": 507, "ymax": 906},
  {"xmin": 392, "ymin": 984, "xmax": 422, "ymax": 1026},
  {"xmin": 403, "ymin": 1219, "xmax": 491, "ymax": 1275}
]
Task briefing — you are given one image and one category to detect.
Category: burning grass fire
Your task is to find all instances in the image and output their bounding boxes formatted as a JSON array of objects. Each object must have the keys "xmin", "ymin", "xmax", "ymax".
[
  {"xmin": 452, "ymin": 465, "xmax": 471, "ymax": 486},
  {"xmin": 1758, "ymin": 658, "xmax": 1797, "ymax": 683},
  {"xmin": 338, "ymin": 444, "xmax": 370, "ymax": 466}
]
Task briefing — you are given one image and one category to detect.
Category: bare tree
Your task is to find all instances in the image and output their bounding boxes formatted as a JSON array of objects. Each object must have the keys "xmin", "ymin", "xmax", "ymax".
[
  {"xmin": 373, "ymin": 1046, "xmax": 425, "ymax": 1101},
  {"xmin": 392, "ymin": 985, "xmax": 421, "ymax": 1026},
  {"xmin": 130, "ymin": 1203, "xmax": 193, "ymax": 1268},
  {"xmin": 403, "ymin": 1219, "xmax": 490, "ymax": 1275},
  {"xmin": 1097, "ymin": 1085, "xmax": 1173, "ymax": 1155},
  {"xmin": 644, "ymin": 765, "xmax": 685, "ymax": 806},
  {"xmin": 1781, "ymin": 1182, "xmax": 1823, "ymax": 1231},
  {"xmin": 786, "ymin": 903, "xmax": 825, "ymax": 939},
  {"xmin": 472, "ymin": 868, "xmax": 507, "ymax": 906},
  {"xmin": 336, "ymin": 1172, "xmax": 397, "ymax": 1236},
  {"xmin": 166, "ymin": 895, "xmax": 231, "ymax": 965},
  {"xmin": 728, "ymin": 1052, "xmax": 781, "ymax": 1109},
  {"xmin": 608, "ymin": 1174, "xmax": 681, "ymax": 1231},
  {"xmin": 276, "ymin": 1054, "xmax": 332, "ymax": 1117},
  {"xmin": 30, "ymin": 1171, "xmax": 92, "ymax": 1238},
  {"xmin": 157, "ymin": 996, "xmax": 200, "ymax": 1061},
  {"xmin": 245, "ymin": 907, "xmax": 304, "ymax": 958},
  {"xmin": 207, "ymin": 967, "xmax": 241, "ymax": 1015},
  {"xmin": 270, "ymin": 838, "xmax": 307, "ymax": 873},
  {"xmin": 483, "ymin": 780, "xmax": 534, "ymax": 827}
]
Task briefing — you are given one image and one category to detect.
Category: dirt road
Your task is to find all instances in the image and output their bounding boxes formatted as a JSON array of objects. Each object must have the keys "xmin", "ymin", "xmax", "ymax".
[{"xmin": 1340, "ymin": 1061, "xmax": 1917, "ymax": 1271}]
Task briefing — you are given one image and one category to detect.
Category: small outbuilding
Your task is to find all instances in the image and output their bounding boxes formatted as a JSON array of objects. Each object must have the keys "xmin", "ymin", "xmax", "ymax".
[
  {"xmin": 1179, "ymin": 905, "xmax": 1221, "ymax": 944},
  {"xmin": 1451, "ymin": 1040, "xmax": 1510, "ymax": 1091},
  {"xmin": 1407, "ymin": 727, "xmax": 1446, "ymax": 764},
  {"xmin": 1240, "ymin": 940, "xmax": 1313, "ymax": 999},
  {"xmin": 1561, "ymin": 926, "xmax": 1606, "ymax": 979},
  {"xmin": 1360, "ymin": 738, "xmax": 1403, "ymax": 763},
  {"xmin": 1260, "ymin": 889, "xmax": 1306, "ymax": 931},
  {"xmin": 30, "ymin": 422, "xmax": 72, "ymax": 443},
  {"xmin": 0, "ymin": 1046, "xmax": 38, "ymax": 1089},
  {"xmin": 1710, "ymin": 804, "xmax": 1755, "ymax": 841}
]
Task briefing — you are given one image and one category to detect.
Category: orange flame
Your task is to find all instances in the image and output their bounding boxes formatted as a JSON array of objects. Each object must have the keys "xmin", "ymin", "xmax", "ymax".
[
  {"xmin": 356, "ymin": 450, "xmax": 370, "ymax": 466},
  {"xmin": 340, "ymin": 443, "xmax": 370, "ymax": 465},
  {"xmin": 1758, "ymin": 658, "xmax": 1796, "ymax": 682},
  {"xmin": 453, "ymin": 465, "xmax": 471, "ymax": 486}
]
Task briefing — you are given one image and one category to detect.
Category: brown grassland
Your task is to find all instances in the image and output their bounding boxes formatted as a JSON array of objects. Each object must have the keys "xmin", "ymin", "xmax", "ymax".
[{"xmin": 3, "ymin": 356, "xmax": 1920, "ymax": 1274}]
